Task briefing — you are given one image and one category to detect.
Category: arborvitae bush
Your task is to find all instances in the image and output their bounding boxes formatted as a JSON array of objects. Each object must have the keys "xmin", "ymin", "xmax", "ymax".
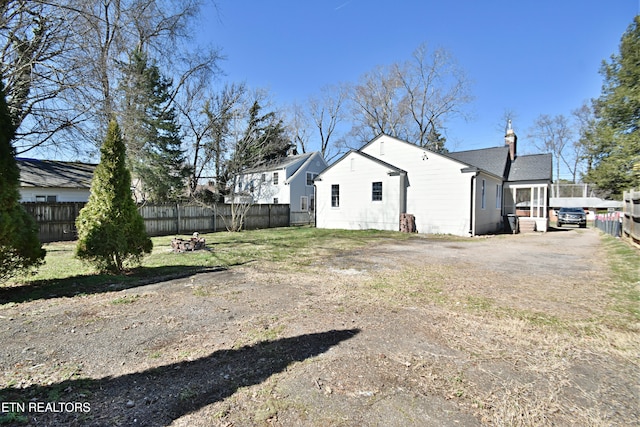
[
  {"xmin": 76, "ymin": 119, "xmax": 152, "ymax": 273},
  {"xmin": 0, "ymin": 79, "xmax": 45, "ymax": 281}
]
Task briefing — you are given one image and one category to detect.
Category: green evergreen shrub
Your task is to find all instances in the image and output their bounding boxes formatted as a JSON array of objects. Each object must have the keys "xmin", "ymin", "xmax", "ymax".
[
  {"xmin": 75, "ymin": 119, "xmax": 152, "ymax": 273},
  {"xmin": 0, "ymin": 79, "xmax": 45, "ymax": 281}
]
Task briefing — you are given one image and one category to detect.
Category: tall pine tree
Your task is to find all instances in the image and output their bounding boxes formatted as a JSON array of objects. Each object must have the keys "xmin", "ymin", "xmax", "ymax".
[
  {"xmin": 76, "ymin": 119, "xmax": 152, "ymax": 273},
  {"xmin": 233, "ymin": 100, "xmax": 293, "ymax": 170},
  {"xmin": 0, "ymin": 78, "xmax": 45, "ymax": 280},
  {"xmin": 584, "ymin": 16, "xmax": 640, "ymax": 196},
  {"xmin": 120, "ymin": 48, "xmax": 191, "ymax": 202}
]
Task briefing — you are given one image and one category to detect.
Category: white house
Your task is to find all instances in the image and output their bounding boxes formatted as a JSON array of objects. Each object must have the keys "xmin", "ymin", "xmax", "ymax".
[
  {"xmin": 234, "ymin": 151, "xmax": 328, "ymax": 212},
  {"xmin": 17, "ymin": 158, "xmax": 96, "ymax": 202},
  {"xmin": 314, "ymin": 128, "xmax": 552, "ymax": 236}
]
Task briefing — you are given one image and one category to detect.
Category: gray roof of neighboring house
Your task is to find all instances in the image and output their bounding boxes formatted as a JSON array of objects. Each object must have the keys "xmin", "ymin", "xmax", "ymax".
[
  {"xmin": 507, "ymin": 153, "xmax": 553, "ymax": 182},
  {"xmin": 17, "ymin": 158, "xmax": 96, "ymax": 189}
]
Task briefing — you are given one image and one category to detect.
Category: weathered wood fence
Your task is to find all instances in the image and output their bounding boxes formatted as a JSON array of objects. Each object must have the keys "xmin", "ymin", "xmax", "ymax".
[
  {"xmin": 21, "ymin": 202, "xmax": 292, "ymax": 243},
  {"xmin": 622, "ymin": 188, "xmax": 640, "ymax": 248}
]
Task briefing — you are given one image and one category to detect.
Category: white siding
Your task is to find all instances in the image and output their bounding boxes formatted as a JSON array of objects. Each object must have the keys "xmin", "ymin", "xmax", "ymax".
[
  {"xmin": 316, "ymin": 152, "xmax": 402, "ymax": 231},
  {"xmin": 239, "ymin": 152, "xmax": 328, "ymax": 206},
  {"xmin": 20, "ymin": 187, "xmax": 90, "ymax": 202},
  {"xmin": 473, "ymin": 173, "xmax": 504, "ymax": 235},
  {"xmin": 361, "ymin": 136, "xmax": 473, "ymax": 236}
]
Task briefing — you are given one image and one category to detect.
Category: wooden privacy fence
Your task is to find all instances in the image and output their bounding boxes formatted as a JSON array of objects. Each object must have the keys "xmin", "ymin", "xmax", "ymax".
[
  {"xmin": 22, "ymin": 202, "xmax": 292, "ymax": 242},
  {"xmin": 21, "ymin": 202, "xmax": 85, "ymax": 243},
  {"xmin": 623, "ymin": 188, "xmax": 640, "ymax": 248}
]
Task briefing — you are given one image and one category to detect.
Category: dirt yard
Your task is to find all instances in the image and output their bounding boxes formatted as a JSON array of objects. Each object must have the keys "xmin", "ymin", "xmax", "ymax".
[{"xmin": 1, "ymin": 228, "xmax": 638, "ymax": 426}]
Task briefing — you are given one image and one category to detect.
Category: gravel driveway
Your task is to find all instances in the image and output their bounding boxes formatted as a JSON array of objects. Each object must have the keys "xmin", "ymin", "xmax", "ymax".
[{"xmin": 1, "ymin": 228, "xmax": 638, "ymax": 426}]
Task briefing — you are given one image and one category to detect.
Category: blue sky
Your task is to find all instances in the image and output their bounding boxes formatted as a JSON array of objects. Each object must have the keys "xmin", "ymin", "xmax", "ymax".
[{"xmin": 201, "ymin": 1, "xmax": 636, "ymax": 176}]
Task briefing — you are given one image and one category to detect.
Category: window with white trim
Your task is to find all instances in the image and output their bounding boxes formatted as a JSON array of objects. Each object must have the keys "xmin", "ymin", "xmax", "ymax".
[
  {"xmin": 306, "ymin": 172, "xmax": 317, "ymax": 186},
  {"xmin": 496, "ymin": 184, "xmax": 502, "ymax": 209},
  {"xmin": 481, "ymin": 179, "xmax": 486, "ymax": 209},
  {"xmin": 331, "ymin": 184, "xmax": 340, "ymax": 207},
  {"xmin": 301, "ymin": 196, "xmax": 308, "ymax": 211},
  {"xmin": 273, "ymin": 172, "xmax": 279, "ymax": 185}
]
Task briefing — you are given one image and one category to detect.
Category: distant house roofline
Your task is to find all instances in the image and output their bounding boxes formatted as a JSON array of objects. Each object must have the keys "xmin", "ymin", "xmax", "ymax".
[{"xmin": 17, "ymin": 158, "xmax": 97, "ymax": 189}]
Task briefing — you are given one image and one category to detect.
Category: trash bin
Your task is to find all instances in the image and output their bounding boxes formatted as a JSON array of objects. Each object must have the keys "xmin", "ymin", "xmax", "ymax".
[{"xmin": 505, "ymin": 214, "xmax": 519, "ymax": 234}]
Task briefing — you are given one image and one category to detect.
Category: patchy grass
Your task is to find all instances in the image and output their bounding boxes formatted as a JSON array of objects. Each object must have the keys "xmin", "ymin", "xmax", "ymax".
[
  {"xmin": 110, "ymin": 294, "xmax": 140, "ymax": 305},
  {"xmin": 600, "ymin": 235, "xmax": 640, "ymax": 325},
  {"xmin": 0, "ymin": 228, "xmax": 419, "ymax": 304}
]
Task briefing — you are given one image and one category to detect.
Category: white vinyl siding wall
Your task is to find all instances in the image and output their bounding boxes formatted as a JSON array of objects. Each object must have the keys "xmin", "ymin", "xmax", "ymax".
[
  {"xmin": 315, "ymin": 152, "xmax": 401, "ymax": 231},
  {"xmin": 473, "ymin": 173, "xmax": 504, "ymax": 235},
  {"xmin": 360, "ymin": 136, "xmax": 473, "ymax": 236}
]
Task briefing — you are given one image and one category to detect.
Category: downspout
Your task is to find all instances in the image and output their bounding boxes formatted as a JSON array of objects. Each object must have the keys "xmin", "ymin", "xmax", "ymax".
[
  {"xmin": 469, "ymin": 175, "xmax": 477, "ymax": 236},
  {"xmin": 399, "ymin": 172, "xmax": 407, "ymax": 231},
  {"xmin": 313, "ymin": 182, "xmax": 317, "ymax": 228}
]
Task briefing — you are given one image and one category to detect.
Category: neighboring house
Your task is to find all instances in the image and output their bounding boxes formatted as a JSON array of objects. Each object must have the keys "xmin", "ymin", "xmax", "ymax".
[
  {"xmin": 17, "ymin": 158, "xmax": 96, "ymax": 202},
  {"xmin": 232, "ymin": 151, "xmax": 328, "ymax": 213},
  {"xmin": 314, "ymin": 126, "xmax": 552, "ymax": 236}
]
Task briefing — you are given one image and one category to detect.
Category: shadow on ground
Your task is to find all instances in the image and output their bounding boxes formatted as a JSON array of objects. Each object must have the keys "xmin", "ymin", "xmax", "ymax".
[
  {"xmin": 0, "ymin": 329, "xmax": 360, "ymax": 426},
  {"xmin": 0, "ymin": 265, "xmax": 226, "ymax": 305}
]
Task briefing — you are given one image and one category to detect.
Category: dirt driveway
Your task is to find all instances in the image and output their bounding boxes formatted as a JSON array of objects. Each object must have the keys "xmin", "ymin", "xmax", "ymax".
[{"xmin": 1, "ymin": 228, "xmax": 638, "ymax": 426}]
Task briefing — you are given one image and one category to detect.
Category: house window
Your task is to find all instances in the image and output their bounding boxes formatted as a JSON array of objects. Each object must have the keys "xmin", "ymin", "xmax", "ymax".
[
  {"xmin": 496, "ymin": 184, "xmax": 502, "ymax": 209},
  {"xmin": 273, "ymin": 172, "xmax": 279, "ymax": 185},
  {"xmin": 372, "ymin": 182, "xmax": 382, "ymax": 201},
  {"xmin": 306, "ymin": 172, "xmax": 317, "ymax": 186},
  {"xmin": 36, "ymin": 195, "xmax": 57, "ymax": 202},
  {"xmin": 481, "ymin": 179, "xmax": 486, "ymax": 210},
  {"xmin": 273, "ymin": 197, "xmax": 279, "ymax": 204},
  {"xmin": 310, "ymin": 196, "xmax": 315, "ymax": 211},
  {"xmin": 331, "ymin": 184, "xmax": 340, "ymax": 207},
  {"xmin": 301, "ymin": 196, "xmax": 308, "ymax": 211}
]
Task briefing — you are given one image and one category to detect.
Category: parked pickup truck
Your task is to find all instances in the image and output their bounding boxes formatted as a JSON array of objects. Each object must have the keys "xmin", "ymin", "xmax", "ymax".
[{"xmin": 557, "ymin": 207, "xmax": 587, "ymax": 228}]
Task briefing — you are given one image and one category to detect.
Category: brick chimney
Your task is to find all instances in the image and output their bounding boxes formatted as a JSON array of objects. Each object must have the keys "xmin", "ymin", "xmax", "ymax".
[{"xmin": 505, "ymin": 120, "xmax": 517, "ymax": 161}]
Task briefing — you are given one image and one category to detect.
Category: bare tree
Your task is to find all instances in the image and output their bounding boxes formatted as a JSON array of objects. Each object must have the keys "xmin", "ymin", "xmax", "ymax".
[
  {"xmin": 529, "ymin": 114, "xmax": 575, "ymax": 182},
  {"xmin": 348, "ymin": 43, "xmax": 472, "ymax": 150},
  {"xmin": 394, "ymin": 44, "xmax": 473, "ymax": 149},
  {"xmin": 0, "ymin": 1, "xmax": 86, "ymax": 156},
  {"xmin": 183, "ymin": 82, "xmax": 246, "ymax": 198},
  {"xmin": 307, "ymin": 83, "xmax": 347, "ymax": 161},
  {"xmin": 287, "ymin": 101, "xmax": 311, "ymax": 154},
  {"xmin": 572, "ymin": 101, "xmax": 596, "ymax": 181},
  {"xmin": 349, "ymin": 64, "xmax": 405, "ymax": 145},
  {"xmin": 0, "ymin": 0, "xmax": 219, "ymax": 157}
]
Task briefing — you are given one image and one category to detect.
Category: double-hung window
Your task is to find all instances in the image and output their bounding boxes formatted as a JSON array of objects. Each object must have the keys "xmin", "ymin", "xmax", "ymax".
[
  {"xmin": 372, "ymin": 182, "xmax": 382, "ymax": 201},
  {"xmin": 331, "ymin": 184, "xmax": 340, "ymax": 207},
  {"xmin": 306, "ymin": 172, "xmax": 317, "ymax": 186}
]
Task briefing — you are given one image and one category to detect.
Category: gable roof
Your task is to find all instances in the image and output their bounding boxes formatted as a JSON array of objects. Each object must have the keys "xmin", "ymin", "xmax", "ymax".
[
  {"xmin": 447, "ymin": 146, "xmax": 510, "ymax": 178},
  {"xmin": 285, "ymin": 151, "xmax": 328, "ymax": 184},
  {"xmin": 315, "ymin": 149, "xmax": 406, "ymax": 180},
  {"xmin": 507, "ymin": 153, "xmax": 552, "ymax": 182},
  {"xmin": 325, "ymin": 133, "xmax": 552, "ymax": 183},
  {"xmin": 17, "ymin": 158, "xmax": 96, "ymax": 189}
]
